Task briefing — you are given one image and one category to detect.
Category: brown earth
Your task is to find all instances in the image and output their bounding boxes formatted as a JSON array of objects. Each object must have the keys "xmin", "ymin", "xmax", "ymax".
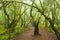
[{"xmin": 16, "ymin": 27, "xmax": 58, "ymax": 40}]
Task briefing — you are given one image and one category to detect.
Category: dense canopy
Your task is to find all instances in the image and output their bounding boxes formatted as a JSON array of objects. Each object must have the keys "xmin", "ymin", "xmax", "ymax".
[{"xmin": 0, "ymin": 0, "xmax": 60, "ymax": 40}]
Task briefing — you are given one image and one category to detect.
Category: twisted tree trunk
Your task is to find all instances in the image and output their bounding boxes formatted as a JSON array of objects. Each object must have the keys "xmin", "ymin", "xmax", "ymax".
[
  {"xmin": 49, "ymin": 20, "xmax": 60, "ymax": 40},
  {"xmin": 34, "ymin": 21, "xmax": 40, "ymax": 35}
]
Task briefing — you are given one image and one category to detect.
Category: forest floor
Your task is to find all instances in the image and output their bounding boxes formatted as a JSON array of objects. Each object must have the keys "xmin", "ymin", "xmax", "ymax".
[{"xmin": 16, "ymin": 27, "xmax": 58, "ymax": 40}]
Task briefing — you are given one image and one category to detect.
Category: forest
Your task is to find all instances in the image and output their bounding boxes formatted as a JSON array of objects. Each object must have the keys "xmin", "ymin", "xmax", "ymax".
[{"xmin": 0, "ymin": 0, "xmax": 60, "ymax": 40}]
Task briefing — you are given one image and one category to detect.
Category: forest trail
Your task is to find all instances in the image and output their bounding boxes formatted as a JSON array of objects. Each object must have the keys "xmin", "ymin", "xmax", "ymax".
[{"xmin": 16, "ymin": 27, "xmax": 58, "ymax": 40}]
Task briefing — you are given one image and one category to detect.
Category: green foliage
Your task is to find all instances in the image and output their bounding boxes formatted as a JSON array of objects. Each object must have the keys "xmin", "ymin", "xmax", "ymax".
[{"xmin": 0, "ymin": 0, "xmax": 60, "ymax": 40}]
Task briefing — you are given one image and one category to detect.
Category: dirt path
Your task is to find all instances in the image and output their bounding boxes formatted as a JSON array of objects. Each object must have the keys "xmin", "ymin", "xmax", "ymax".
[{"xmin": 16, "ymin": 27, "xmax": 58, "ymax": 40}]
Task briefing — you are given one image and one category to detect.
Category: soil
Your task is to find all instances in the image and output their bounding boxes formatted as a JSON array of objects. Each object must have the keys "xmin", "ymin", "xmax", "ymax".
[{"xmin": 16, "ymin": 27, "xmax": 58, "ymax": 40}]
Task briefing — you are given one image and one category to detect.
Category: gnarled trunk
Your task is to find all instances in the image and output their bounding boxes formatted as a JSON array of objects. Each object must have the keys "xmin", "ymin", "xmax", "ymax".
[
  {"xmin": 49, "ymin": 20, "xmax": 60, "ymax": 40},
  {"xmin": 34, "ymin": 22, "xmax": 40, "ymax": 35}
]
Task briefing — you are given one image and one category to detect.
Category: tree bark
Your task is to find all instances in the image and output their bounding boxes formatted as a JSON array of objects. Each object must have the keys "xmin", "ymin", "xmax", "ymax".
[
  {"xmin": 49, "ymin": 20, "xmax": 60, "ymax": 40},
  {"xmin": 34, "ymin": 22, "xmax": 40, "ymax": 35}
]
